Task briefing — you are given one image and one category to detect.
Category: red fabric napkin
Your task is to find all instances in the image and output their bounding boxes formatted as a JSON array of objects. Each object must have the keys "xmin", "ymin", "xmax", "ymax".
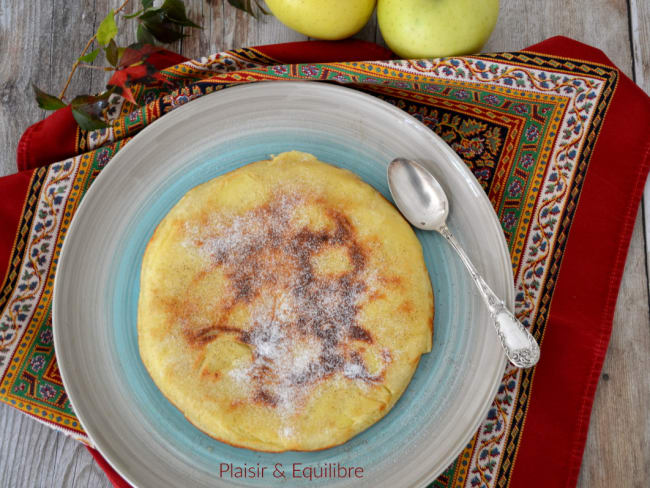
[{"xmin": 4, "ymin": 37, "xmax": 649, "ymax": 488}]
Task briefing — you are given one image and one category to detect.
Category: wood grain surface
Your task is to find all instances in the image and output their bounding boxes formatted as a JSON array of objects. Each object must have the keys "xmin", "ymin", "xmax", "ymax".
[{"xmin": 0, "ymin": 1, "xmax": 648, "ymax": 487}]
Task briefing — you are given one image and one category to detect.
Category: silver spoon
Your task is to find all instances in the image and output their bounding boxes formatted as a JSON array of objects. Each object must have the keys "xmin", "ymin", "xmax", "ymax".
[{"xmin": 387, "ymin": 158, "xmax": 540, "ymax": 369}]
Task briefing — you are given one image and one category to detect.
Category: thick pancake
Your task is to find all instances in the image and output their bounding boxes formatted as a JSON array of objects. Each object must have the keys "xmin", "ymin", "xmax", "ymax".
[{"xmin": 138, "ymin": 151, "xmax": 434, "ymax": 452}]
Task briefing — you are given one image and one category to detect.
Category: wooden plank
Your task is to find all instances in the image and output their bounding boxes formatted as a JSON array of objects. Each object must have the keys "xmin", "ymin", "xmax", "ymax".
[
  {"xmin": 595, "ymin": 0, "xmax": 650, "ymax": 485},
  {"xmin": 182, "ymin": 0, "xmax": 222, "ymax": 58},
  {"xmin": 0, "ymin": 0, "xmax": 58, "ymax": 177},
  {"xmin": 0, "ymin": 404, "xmax": 111, "ymax": 487},
  {"xmin": 580, "ymin": 0, "xmax": 650, "ymax": 484},
  {"xmin": 576, "ymin": 212, "xmax": 650, "ymax": 485},
  {"xmin": 354, "ymin": 10, "xmax": 379, "ymax": 44},
  {"xmin": 485, "ymin": 0, "xmax": 634, "ymax": 75},
  {"xmin": 630, "ymin": 0, "xmax": 650, "ymax": 92},
  {"xmin": 222, "ymin": 5, "xmax": 305, "ymax": 53},
  {"xmin": 630, "ymin": 0, "xmax": 650, "ymax": 302},
  {"xmin": 50, "ymin": 0, "xmax": 101, "ymax": 99}
]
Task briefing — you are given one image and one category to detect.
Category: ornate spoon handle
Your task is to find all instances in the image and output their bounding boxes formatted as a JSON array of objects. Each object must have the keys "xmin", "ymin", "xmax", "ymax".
[{"xmin": 439, "ymin": 225, "xmax": 540, "ymax": 368}]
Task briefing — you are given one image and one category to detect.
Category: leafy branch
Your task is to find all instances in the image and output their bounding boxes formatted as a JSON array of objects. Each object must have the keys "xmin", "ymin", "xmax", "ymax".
[
  {"xmin": 34, "ymin": 0, "xmax": 266, "ymax": 131},
  {"xmin": 56, "ymin": 0, "xmax": 131, "ymax": 102},
  {"xmin": 226, "ymin": 0, "xmax": 269, "ymax": 18}
]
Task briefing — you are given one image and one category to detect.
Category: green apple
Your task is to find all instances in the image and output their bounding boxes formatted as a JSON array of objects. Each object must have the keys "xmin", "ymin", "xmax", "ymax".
[
  {"xmin": 266, "ymin": 0, "xmax": 377, "ymax": 40},
  {"xmin": 377, "ymin": 0, "xmax": 499, "ymax": 58}
]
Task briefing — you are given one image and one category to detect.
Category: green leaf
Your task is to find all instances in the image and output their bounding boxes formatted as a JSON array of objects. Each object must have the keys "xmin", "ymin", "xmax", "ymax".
[
  {"xmin": 141, "ymin": 0, "xmax": 154, "ymax": 8},
  {"xmin": 138, "ymin": 8, "xmax": 164, "ymax": 22},
  {"xmin": 33, "ymin": 84, "xmax": 67, "ymax": 110},
  {"xmin": 70, "ymin": 91, "xmax": 112, "ymax": 107},
  {"xmin": 228, "ymin": 0, "xmax": 247, "ymax": 13},
  {"xmin": 227, "ymin": 0, "xmax": 269, "ymax": 18},
  {"xmin": 124, "ymin": 9, "xmax": 145, "ymax": 19},
  {"xmin": 140, "ymin": 11, "xmax": 186, "ymax": 44},
  {"xmin": 145, "ymin": 22, "xmax": 185, "ymax": 43},
  {"xmin": 118, "ymin": 44, "xmax": 165, "ymax": 68},
  {"xmin": 97, "ymin": 9, "xmax": 118, "ymax": 46},
  {"xmin": 71, "ymin": 106, "xmax": 109, "ymax": 131},
  {"xmin": 161, "ymin": 0, "xmax": 201, "ymax": 28},
  {"xmin": 78, "ymin": 48, "xmax": 100, "ymax": 63},
  {"xmin": 105, "ymin": 39, "xmax": 119, "ymax": 66},
  {"xmin": 136, "ymin": 23, "xmax": 156, "ymax": 44},
  {"xmin": 69, "ymin": 89, "xmax": 115, "ymax": 131}
]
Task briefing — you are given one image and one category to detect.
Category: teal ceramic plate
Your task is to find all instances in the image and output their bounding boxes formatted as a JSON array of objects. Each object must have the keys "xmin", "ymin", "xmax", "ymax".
[{"xmin": 53, "ymin": 82, "xmax": 510, "ymax": 488}]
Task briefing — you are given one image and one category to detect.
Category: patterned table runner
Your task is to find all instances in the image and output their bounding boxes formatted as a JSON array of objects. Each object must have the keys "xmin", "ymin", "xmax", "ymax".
[{"xmin": 1, "ymin": 37, "xmax": 649, "ymax": 488}]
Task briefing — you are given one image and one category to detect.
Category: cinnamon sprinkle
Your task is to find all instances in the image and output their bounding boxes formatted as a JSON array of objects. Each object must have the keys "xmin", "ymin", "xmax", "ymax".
[{"xmin": 184, "ymin": 193, "xmax": 391, "ymax": 415}]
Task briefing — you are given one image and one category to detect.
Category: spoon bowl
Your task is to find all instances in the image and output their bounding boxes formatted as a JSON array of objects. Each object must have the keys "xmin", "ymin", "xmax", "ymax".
[
  {"xmin": 388, "ymin": 158, "xmax": 540, "ymax": 369},
  {"xmin": 387, "ymin": 157, "xmax": 449, "ymax": 231}
]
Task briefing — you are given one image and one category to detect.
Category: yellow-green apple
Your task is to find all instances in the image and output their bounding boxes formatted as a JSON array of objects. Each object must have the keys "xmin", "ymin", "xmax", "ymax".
[
  {"xmin": 377, "ymin": 0, "xmax": 499, "ymax": 58},
  {"xmin": 265, "ymin": 0, "xmax": 377, "ymax": 40}
]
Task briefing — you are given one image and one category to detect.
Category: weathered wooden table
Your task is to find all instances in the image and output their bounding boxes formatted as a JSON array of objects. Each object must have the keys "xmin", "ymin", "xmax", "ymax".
[{"xmin": 1, "ymin": 1, "xmax": 648, "ymax": 486}]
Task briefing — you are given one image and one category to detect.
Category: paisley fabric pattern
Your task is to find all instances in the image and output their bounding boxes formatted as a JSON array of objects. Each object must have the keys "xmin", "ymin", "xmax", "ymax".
[{"xmin": 2, "ymin": 39, "xmax": 647, "ymax": 488}]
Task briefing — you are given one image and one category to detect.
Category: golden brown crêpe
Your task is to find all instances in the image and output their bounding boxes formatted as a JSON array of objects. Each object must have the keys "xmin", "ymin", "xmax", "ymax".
[{"xmin": 138, "ymin": 151, "xmax": 433, "ymax": 451}]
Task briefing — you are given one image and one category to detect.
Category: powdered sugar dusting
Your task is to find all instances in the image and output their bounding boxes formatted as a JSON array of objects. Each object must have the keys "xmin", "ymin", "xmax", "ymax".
[{"xmin": 183, "ymin": 192, "xmax": 392, "ymax": 416}]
